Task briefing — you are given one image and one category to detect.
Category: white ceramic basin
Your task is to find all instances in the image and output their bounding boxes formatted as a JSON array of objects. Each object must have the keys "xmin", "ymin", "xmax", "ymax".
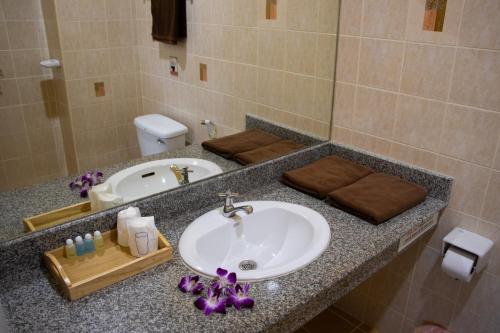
[
  {"xmin": 179, "ymin": 201, "xmax": 331, "ymax": 281},
  {"xmin": 104, "ymin": 158, "xmax": 223, "ymax": 202}
]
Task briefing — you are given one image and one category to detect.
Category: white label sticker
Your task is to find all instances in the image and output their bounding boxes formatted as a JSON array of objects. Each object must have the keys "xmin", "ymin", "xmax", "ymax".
[{"xmin": 398, "ymin": 213, "xmax": 439, "ymax": 252}]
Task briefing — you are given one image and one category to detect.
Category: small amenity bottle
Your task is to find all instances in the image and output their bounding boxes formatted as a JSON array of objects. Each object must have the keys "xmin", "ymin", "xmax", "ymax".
[
  {"xmin": 84, "ymin": 233, "xmax": 96, "ymax": 253},
  {"xmin": 65, "ymin": 239, "xmax": 77, "ymax": 259},
  {"xmin": 75, "ymin": 236, "xmax": 85, "ymax": 256},
  {"xmin": 94, "ymin": 231, "xmax": 104, "ymax": 250}
]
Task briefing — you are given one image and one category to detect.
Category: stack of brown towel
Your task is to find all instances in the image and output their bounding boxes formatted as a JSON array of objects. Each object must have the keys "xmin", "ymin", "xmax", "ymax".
[
  {"xmin": 327, "ymin": 173, "xmax": 427, "ymax": 225},
  {"xmin": 234, "ymin": 140, "xmax": 304, "ymax": 165},
  {"xmin": 281, "ymin": 155, "xmax": 428, "ymax": 225},
  {"xmin": 151, "ymin": 0, "xmax": 187, "ymax": 45},
  {"xmin": 281, "ymin": 155, "xmax": 373, "ymax": 199},
  {"xmin": 202, "ymin": 129, "xmax": 304, "ymax": 165},
  {"xmin": 202, "ymin": 129, "xmax": 281, "ymax": 158}
]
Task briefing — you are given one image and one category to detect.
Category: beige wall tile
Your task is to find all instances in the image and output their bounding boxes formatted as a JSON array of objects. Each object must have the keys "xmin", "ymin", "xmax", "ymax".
[
  {"xmin": 339, "ymin": 0, "xmax": 362, "ymax": 36},
  {"xmin": 17, "ymin": 76, "xmax": 54, "ymax": 104},
  {"xmin": 351, "ymin": 131, "xmax": 392, "ymax": 155},
  {"xmin": 284, "ymin": 72, "xmax": 315, "ymax": 116},
  {"xmin": 105, "ymin": 0, "xmax": 133, "ymax": 20},
  {"xmin": 393, "ymin": 95, "xmax": 445, "ymax": 151},
  {"xmin": 213, "ymin": 0, "xmax": 234, "ymax": 26},
  {"xmin": 333, "ymin": 82, "xmax": 355, "ymax": 127},
  {"xmin": 256, "ymin": 68, "xmax": 284, "ymax": 109},
  {"xmin": 427, "ymin": 209, "xmax": 478, "ymax": 251},
  {"xmin": 400, "ymin": 44, "xmax": 454, "ymax": 101},
  {"xmin": 2, "ymin": 156, "xmax": 35, "ymax": 188},
  {"xmin": 212, "ymin": 26, "xmax": 234, "ymax": 62},
  {"xmin": 362, "ymin": 0, "xmax": 409, "ymax": 40},
  {"xmin": 318, "ymin": 0, "xmax": 339, "ymax": 34},
  {"xmin": 406, "ymin": 0, "xmax": 464, "ymax": 45},
  {"xmin": 313, "ymin": 79, "xmax": 334, "ymax": 122},
  {"xmin": 459, "ymin": 0, "xmax": 500, "ymax": 49},
  {"xmin": 22, "ymin": 103, "xmax": 55, "ymax": 130},
  {"xmin": 285, "ymin": 31, "xmax": 317, "ymax": 75},
  {"xmin": 0, "ymin": 132, "xmax": 30, "ymax": 160},
  {"xmin": 336, "ymin": 36, "xmax": 360, "ymax": 83},
  {"xmin": 78, "ymin": 0, "xmax": 106, "ymax": 20},
  {"xmin": 257, "ymin": 29, "xmax": 285, "ymax": 70},
  {"xmin": 0, "ymin": 79, "xmax": 20, "ymax": 107},
  {"xmin": 85, "ymin": 49, "xmax": 110, "ymax": 77},
  {"xmin": 2, "ymin": 0, "xmax": 42, "ymax": 20},
  {"xmin": 364, "ymin": 299, "xmax": 404, "ymax": 333},
  {"xmin": 32, "ymin": 151, "xmax": 61, "ymax": 180},
  {"xmin": 458, "ymin": 272, "xmax": 500, "ymax": 324},
  {"xmin": 358, "ymin": 39, "xmax": 404, "ymax": 91},
  {"xmin": 389, "ymin": 143, "xmax": 437, "ymax": 170},
  {"xmin": 28, "ymin": 126, "xmax": 57, "ymax": 154},
  {"xmin": 405, "ymin": 285, "xmax": 455, "ymax": 327},
  {"xmin": 316, "ymin": 34, "xmax": 337, "ymax": 79},
  {"xmin": 440, "ymin": 105, "xmax": 500, "ymax": 167},
  {"xmin": 286, "ymin": 0, "xmax": 319, "ymax": 32},
  {"xmin": 233, "ymin": 0, "xmax": 257, "ymax": 27},
  {"xmin": 0, "ymin": 107, "xmax": 25, "ymax": 135},
  {"xmin": 233, "ymin": 27, "xmax": 258, "ymax": 65},
  {"xmin": 481, "ymin": 171, "xmax": 500, "ymax": 224},
  {"xmin": 81, "ymin": 21, "xmax": 108, "ymax": 49},
  {"xmin": 494, "ymin": 138, "xmax": 500, "ymax": 170},
  {"xmin": 450, "ymin": 49, "xmax": 500, "ymax": 112},
  {"xmin": 475, "ymin": 221, "xmax": 500, "ymax": 276},
  {"xmin": 0, "ymin": 23, "xmax": 10, "ymax": 50},
  {"xmin": 5, "ymin": 21, "xmax": 42, "ymax": 50},
  {"xmin": 233, "ymin": 64, "xmax": 257, "ymax": 101},
  {"xmin": 0, "ymin": 51, "xmax": 15, "ymax": 78},
  {"xmin": 353, "ymin": 87, "xmax": 397, "ymax": 138},
  {"xmin": 59, "ymin": 21, "xmax": 81, "ymax": 51},
  {"xmin": 435, "ymin": 156, "xmax": 490, "ymax": 216}
]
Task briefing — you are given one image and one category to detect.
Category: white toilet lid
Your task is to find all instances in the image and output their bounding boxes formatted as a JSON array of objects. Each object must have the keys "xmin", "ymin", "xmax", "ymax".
[{"xmin": 134, "ymin": 114, "xmax": 188, "ymax": 139}]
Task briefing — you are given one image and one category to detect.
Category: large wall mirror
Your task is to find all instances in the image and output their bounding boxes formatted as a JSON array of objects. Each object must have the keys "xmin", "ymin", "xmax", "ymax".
[{"xmin": 0, "ymin": 0, "xmax": 340, "ymax": 242}]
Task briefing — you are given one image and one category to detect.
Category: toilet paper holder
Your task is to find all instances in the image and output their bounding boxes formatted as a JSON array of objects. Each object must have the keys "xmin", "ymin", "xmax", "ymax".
[{"xmin": 442, "ymin": 227, "xmax": 493, "ymax": 276}]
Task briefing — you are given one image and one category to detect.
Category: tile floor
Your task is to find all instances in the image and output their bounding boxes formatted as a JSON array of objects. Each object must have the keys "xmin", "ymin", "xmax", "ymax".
[{"xmin": 296, "ymin": 306, "xmax": 376, "ymax": 333}]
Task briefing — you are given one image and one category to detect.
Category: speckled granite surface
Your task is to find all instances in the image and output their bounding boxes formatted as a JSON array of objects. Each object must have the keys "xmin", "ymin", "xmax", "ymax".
[
  {"xmin": 0, "ymin": 145, "xmax": 240, "ymax": 242},
  {"xmin": 0, "ymin": 142, "xmax": 453, "ymax": 333},
  {"xmin": 0, "ymin": 115, "xmax": 323, "ymax": 242}
]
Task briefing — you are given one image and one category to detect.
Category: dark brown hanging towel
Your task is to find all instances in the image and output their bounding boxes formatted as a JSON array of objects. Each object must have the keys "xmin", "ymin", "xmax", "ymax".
[{"xmin": 151, "ymin": 0, "xmax": 187, "ymax": 45}]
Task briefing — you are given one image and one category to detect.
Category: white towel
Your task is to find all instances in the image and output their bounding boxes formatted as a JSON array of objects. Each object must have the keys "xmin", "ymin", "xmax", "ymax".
[
  {"xmin": 96, "ymin": 192, "xmax": 124, "ymax": 210},
  {"xmin": 89, "ymin": 183, "xmax": 111, "ymax": 211},
  {"xmin": 117, "ymin": 207, "xmax": 141, "ymax": 247}
]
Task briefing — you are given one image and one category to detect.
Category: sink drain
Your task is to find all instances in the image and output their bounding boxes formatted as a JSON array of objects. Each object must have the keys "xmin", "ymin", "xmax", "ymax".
[{"xmin": 239, "ymin": 260, "xmax": 257, "ymax": 271}]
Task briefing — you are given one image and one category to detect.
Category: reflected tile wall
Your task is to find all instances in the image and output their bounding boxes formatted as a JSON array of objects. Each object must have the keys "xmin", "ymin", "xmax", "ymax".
[{"xmin": 332, "ymin": 0, "xmax": 500, "ymax": 332}]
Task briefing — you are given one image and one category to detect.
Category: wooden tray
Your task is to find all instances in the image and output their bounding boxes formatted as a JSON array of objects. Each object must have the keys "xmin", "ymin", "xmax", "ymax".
[
  {"xmin": 44, "ymin": 229, "xmax": 173, "ymax": 300},
  {"xmin": 24, "ymin": 201, "xmax": 92, "ymax": 232}
]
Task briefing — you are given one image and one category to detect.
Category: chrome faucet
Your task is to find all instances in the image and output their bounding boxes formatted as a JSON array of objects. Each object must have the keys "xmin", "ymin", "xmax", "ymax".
[
  {"xmin": 170, "ymin": 164, "xmax": 193, "ymax": 185},
  {"xmin": 218, "ymin": 190, "xmax": 253, "ymax": 218}
]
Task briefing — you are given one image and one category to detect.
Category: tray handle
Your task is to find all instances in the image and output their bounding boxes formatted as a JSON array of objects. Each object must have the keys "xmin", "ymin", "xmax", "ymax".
[{"xmin": 45, "ymin": 253, "xmax": 72, "ymax": 287}]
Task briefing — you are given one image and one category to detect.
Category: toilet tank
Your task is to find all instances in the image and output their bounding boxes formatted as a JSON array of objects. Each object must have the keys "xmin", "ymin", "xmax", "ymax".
[{"xmin": 134, "ymin": 114, "xmax": 188, "ymax": 157}]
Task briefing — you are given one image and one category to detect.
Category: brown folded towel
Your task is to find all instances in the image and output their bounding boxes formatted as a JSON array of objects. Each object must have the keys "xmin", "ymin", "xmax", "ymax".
[
  {"xmin": 281, "ymin": 155, "xmax": 373, "ymax": 199},
  {"xmin": 233, "ymin": 140, "xmax": 305, "ymax": 165},
  {"xmin": 151, "ymin": 0, "xmax": 187, "ymax": 45},
  {"xmin": 327, "ymin": 173, "xmax": 428, "ymax": 225},
  {"xmin": 202, "ymin": 129, "xmax": 282, "ymax": 159}
]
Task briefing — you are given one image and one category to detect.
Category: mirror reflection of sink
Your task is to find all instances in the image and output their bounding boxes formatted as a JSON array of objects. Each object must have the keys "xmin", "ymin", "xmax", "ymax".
[
  {"xmin": 179, "ymin": 201, "xmax": 331, "ymax": 281},
  {"xmin": 104, "ymin": 158, "xmax": 223, "ymax": 202}
]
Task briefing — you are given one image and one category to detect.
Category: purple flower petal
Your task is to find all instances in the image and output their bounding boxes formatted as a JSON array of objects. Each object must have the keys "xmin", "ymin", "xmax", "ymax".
[
  {"xmin": 227, "ymin": 272, "xmax": 237, "ymax": 285},
  {"xmin": 226, "ymin": 283, "xmax": 254, "ymax": 311},
  {"xmin": 178, "ymin": 275, "xmax": 204, "ymax": 295},
  {"xmin": 194, "ymin": 287, "xmax": 226, "ymax": 316},
  {"xmin": 216, "ymin": 268, "xmax": 228, "ymax": 278}
]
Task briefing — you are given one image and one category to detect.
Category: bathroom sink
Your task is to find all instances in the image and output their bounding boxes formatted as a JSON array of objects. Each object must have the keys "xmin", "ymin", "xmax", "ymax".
[
  {"xmin": 104, "ymin": 158, "xmax": 223, "ymax": 202},
  {"xmin": 179, "ymin": 201, "xmax": 331, "ymax": 281}
]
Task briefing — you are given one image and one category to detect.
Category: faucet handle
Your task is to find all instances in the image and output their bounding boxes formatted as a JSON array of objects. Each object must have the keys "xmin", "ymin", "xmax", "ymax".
[
  {"xmin": 181, "ymin": 166, "xmax": 194, "ymax": 173},
  {"xmin": 217, "ymin": 190, "xmax": 239, "ymax": 198}
]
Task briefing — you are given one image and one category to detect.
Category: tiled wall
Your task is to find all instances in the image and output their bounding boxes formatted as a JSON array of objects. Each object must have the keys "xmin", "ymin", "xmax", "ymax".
[
  {"xmin": 332, "ymin": 0, "xmax": 500, "ymax": 332},
  {"xmin": 135, "ymin": 0, "xmax": 339, "ymax": 143},
  {"xmin": 0, "ymin": 0, "xmax": 67, "ymax": 190},
  {"xmin": 54, "ymin": 0, "xmax": 141, "ymax": 173}
]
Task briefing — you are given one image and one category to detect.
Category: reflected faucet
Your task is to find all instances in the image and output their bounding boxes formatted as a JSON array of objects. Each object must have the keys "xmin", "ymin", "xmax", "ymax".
[
  {"xmin": 218, "ymin": 190, "xmax": 253, "ymax": 218},
  {"xmin": 170, "ymin": 164, "xmax": 193, "ymax": 185}
]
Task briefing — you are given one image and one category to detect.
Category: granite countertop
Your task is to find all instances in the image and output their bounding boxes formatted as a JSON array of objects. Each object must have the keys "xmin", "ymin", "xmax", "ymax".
[
  {"xmin": 0, "ymin": 145, "xmax": 240, "ymax": 242},
  {"xmin": 0, "ymin": 181, "xmax": 447, "ymax": 333}
]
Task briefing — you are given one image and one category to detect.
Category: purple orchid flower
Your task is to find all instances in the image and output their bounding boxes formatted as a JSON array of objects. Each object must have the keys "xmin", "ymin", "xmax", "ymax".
[
  {"xmin": 226, "ymin": 283, "xmax": 254, "ymax": 310},
  {"xmin": 211, "ymin": 268, "xmax": 237, "ymax": 290},
  {"xmin": 194, "ymin": 287, "xmax": 226, "ymax": 316},
  {"xmin": 178, "ymin": 275, "xmax": 204, "ymax": 295},
  {"xmin": 69, "ymin": 170, "xmax": 104, "ymax": 198}
]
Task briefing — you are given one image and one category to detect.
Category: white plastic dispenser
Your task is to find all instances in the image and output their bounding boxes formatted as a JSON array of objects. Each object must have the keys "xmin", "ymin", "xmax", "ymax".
[
  {"xmin": 117, "ymin": 207, "xmax": 141, "ymax": 247},
  {"xmin": 134, "ymin": 114, "xmax": 188, "ymax": 157},
  {"xmin": 441, "ymin": 227, "xmax": 493, "ymax": 282}
]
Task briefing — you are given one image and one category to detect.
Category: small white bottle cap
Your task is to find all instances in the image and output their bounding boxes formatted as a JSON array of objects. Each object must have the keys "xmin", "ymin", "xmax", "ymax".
[
  {"xmin": 66, "ymin": 239, "xmax": 74, "ymax": 246},
  {"xmin": 94, "ymin": 230, "xmax": 102, "ymax": 238},
  {"xmin": 85, "ymin": 233, "xmax": 92, "ymax": 240},
  {"xmin": 75, "ymin": 236, "xmax": 83, "ymax": 243}
]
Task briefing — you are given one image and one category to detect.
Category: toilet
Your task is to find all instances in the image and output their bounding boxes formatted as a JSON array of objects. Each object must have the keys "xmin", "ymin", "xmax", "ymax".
[{"xmin": 134, "ymin": 114, "xmax": 188, "ymax": 157}]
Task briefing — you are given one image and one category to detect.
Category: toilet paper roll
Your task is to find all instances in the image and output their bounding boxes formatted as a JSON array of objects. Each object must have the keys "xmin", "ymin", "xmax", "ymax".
[{"xmin": 441, "ymin": 246, "xmax": 476, "ymax": 282}]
